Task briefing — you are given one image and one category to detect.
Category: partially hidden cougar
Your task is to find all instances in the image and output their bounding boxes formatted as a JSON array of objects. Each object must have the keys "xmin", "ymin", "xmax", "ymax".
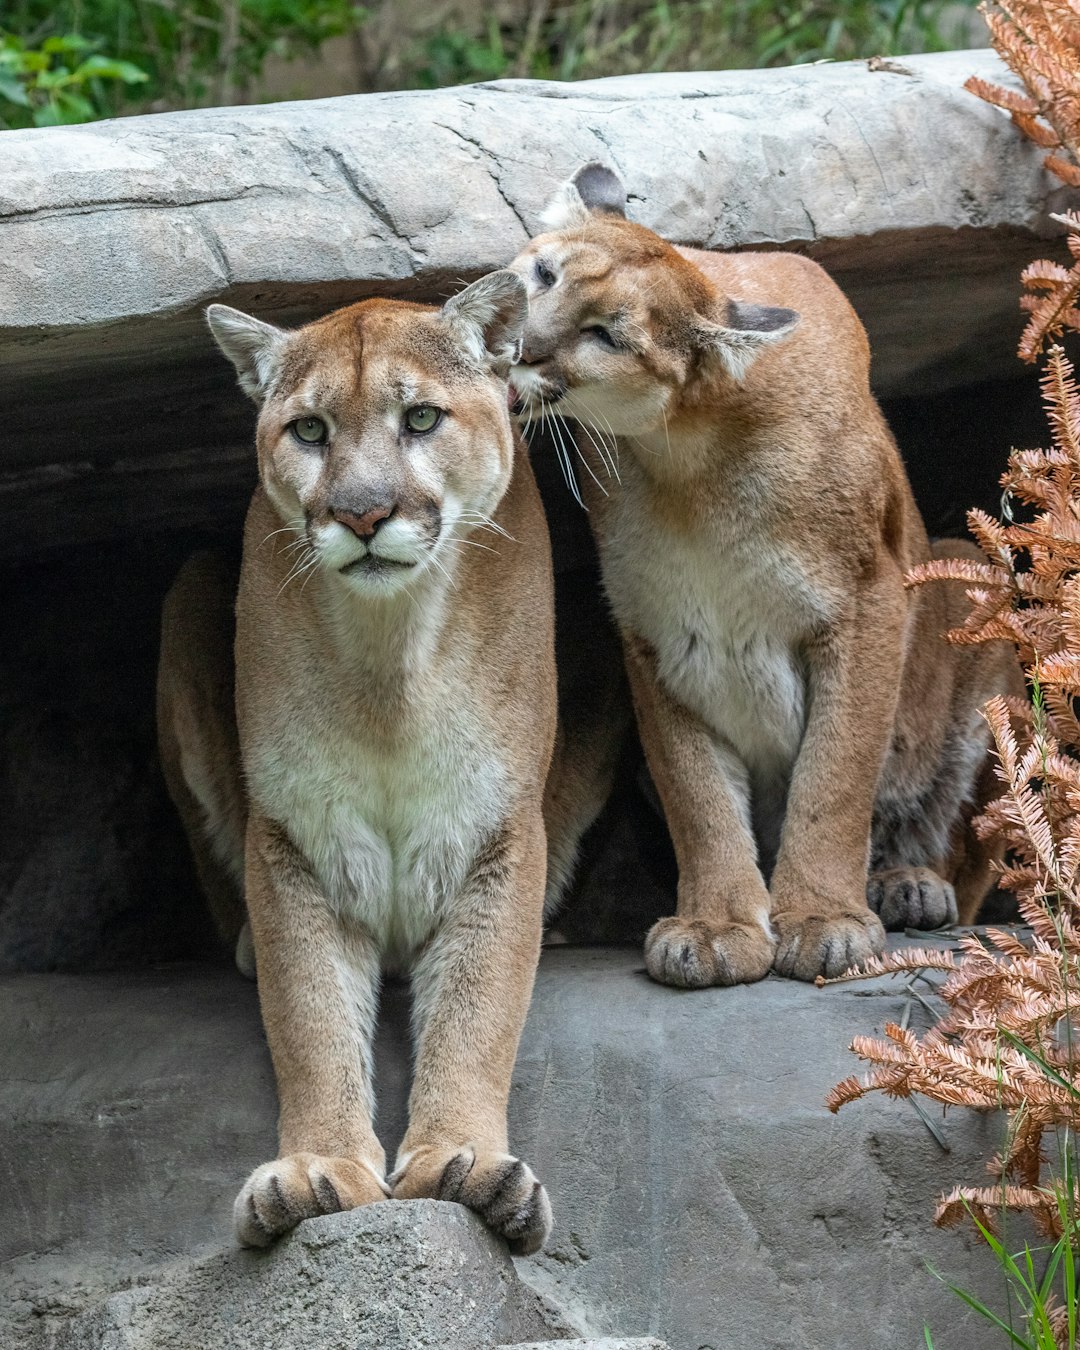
[
  {"xmin": 157, "ymin": 274, "xmax": 558, "ymax": 1253},
  {"xmin": 506, "ymin": 164, "xmax": 1022, "ymax": 986}
]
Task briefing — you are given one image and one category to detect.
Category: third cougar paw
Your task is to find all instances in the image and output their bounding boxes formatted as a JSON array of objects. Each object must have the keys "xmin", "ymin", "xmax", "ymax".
[
  {"xmin": 390, "ymin": 1145, "xmax": 552, "ymax": 1256},
  {"xmin": 772, "ymin": 910, "xmax": 885, "ymax": 982},
  {"xmin": 867, "ymin": 867, "xmax": 958, "ymax": 931},
  {"xmin": 234, "ymin": 1152, "xmax": 389, "ymax": 1248},
  {"xmin": 644, "ymin": 916, "xmax": 775, "ymax": 988}
]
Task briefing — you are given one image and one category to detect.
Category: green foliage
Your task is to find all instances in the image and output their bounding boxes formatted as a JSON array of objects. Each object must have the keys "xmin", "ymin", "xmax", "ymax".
[
  {"xmin": 409, "ymin": 0, "xmax": 981, "ymax": 88},
  {"xmin": 929, "ymin": 1184, "xmax": 1080, "ymax": 1349},
  {"xmin": 3, "ymin": 0, "xmax": 365, "ymax": 117},
  {"xmin": 0, "ymin": 30, "xmax": 148, "ymax": 127},
  {"xmin": 0, "ymin": 0, "xmax": 982, "ymax": 125}
]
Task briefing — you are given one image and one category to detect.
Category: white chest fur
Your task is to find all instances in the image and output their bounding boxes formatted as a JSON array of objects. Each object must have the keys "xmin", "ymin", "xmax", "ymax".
[
  {"xmin": 246, "ymin": 676, "xmax": 506, "ymax": 965},
  {"xmin": 599, "ymin": 458, "xmax": 828, "ymax": 788}
]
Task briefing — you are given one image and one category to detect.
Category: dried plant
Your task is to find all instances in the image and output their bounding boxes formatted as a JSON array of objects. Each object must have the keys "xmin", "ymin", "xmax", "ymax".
[
  {"xmin": 826, "ymin": 10, "xmax": 1080, "ymax": 1343},
  {"xmin": 966, "ymin": 1, "xmax": 1080, "ymax": 360},
  {"xmin": 826, "ymin": 349, "xmax": 1080, "ymax": 1260}
]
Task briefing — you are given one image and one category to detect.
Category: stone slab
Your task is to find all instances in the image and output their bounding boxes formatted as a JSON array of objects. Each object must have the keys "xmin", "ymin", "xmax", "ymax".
[
  {"xmin": 0, "ymin": 49, "xmax": 1065, "ymax": 391},
  {"xmin": 0, "ymin": 946, "xmax": 1008, "ymax": 1350}
]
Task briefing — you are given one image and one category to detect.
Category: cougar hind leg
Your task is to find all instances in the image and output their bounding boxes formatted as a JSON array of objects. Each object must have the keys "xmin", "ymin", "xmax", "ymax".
[
  {"xmin": 869, "ymin": 538, "xmax": 1023, "ymax": 930},
  {"xmin": 944, "ymin": 750, "xmax": 1008, "ymax": 925},
  {"xmin": 871, "ymin": 726, "xmax": 1005, "ymax": 930},
  {"xmin": 157, "ymin": 549, "xmax": 251, "ymax": 974}
]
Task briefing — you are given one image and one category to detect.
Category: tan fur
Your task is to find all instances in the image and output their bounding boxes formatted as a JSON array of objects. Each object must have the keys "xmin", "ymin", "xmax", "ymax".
[
  {"xmin": 507, "ymin": 165, "xmax": 1022, "ymax": 985},
  {"xmin": 157, "ymin": 549, "xmax": 247, "ymax": 958},
  {"xmin": 157, "ymin": 275, "xmax": 558, "ymax": 1252}
]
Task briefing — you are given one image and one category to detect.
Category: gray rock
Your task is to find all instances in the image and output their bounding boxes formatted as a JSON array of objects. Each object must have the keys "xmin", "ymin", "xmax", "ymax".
[
  {"xmin": 500, "ymin": 1342, "xmax": 671, "ymax": 1349},
  {"xmin": 53, "ymin": 1203, "xmax": 574, "ymax": 1350},
  {"xmin": 0, "ymin": 50, "xmax": 1074, "ymax": 559},
  {"xmin": 0, "ymin": 947, "xmax": 1008, "ymax": 1350}
]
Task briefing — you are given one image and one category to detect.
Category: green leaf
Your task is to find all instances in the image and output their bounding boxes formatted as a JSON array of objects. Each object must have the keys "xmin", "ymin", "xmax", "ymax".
[
  {"xmin": 32, "ymin": 102, "xmax": 64, "ymax": 126},
  {"xmin": 75, "ymin": 55, "xmax": 150, "ymax": 85},
  {"xmin": 1000, "ymin": 1028, "xmax": 1080, "ymax": 1098},
  {"xmin": 16, "ymin": 50, "xmax": 50, "ymax": 75},
  {"xmin": 0, "ymin": 70, "xmax": 31, "ymax": 107},
  {"xmin": 53, "ymin": 89, "xmax": 98, "ymax": 123},
  {"xmin": 35, "ymin": 66, "xmax": 74, "ymax": 91},
  {"xmin": 939, "ymin": 1281, "xmax": 1032, "ymax": 1348},
  {"xmin": 42, "ymin": 34, "xmax": 95, "ymax": 55}
]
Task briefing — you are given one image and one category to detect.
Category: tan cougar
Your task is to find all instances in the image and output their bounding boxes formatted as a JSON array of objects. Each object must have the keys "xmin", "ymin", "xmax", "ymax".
[
  {"xmin": 506, "ymin": 164, "xmax": 1021, "ymax": 986},
  {"xmin": 158, "ymin": 274, "xmax": 557, "ymax": 1253}
]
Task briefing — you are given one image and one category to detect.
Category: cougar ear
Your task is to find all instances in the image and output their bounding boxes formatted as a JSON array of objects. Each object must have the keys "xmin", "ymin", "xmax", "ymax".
[
  {"xmin": 540, "ymin": 161, "xmax": 627, "ymax": 230},
  {"xmin": 692, "ymin": 299, "xmax": 801, "ymax": 383},
  {"xmin": 442, "ymin": 270, "xmax": 528, "ymax": 374},
  {"xmin": 206, "ymin": 304, "xmax": 287, "ymax": 402}
]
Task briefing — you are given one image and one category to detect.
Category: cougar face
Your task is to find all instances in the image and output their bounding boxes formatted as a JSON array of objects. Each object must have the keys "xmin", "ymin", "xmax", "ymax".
[
  {"xmin": 506, "ymin": 164, "xmax": 800, "ymax": 440},
  {"xmin": 208, "ymin": 275, "xmax": 527, "ymax": 595}
]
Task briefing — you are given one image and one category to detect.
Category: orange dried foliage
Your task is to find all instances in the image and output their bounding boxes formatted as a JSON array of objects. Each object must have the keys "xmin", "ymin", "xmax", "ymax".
[
  {"xmin": 966, "ymin": 1, "xmax": 1080, "ymax": 360},
  {"xmin": 827, "ymin": 348, "xmax": 1080, "ymax": 1248}
]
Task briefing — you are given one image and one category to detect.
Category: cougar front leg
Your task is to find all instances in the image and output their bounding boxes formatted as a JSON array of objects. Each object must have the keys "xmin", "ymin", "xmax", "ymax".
[
  {"xmin": 234, "ymin": 816, "xmax": 388, "ymax": 1247},
  {"xmin": 623, "ymin": 634, "xmax": 775, "ymax": 988},
  {"xmin": 770, "ymin": 579, "xmax": 905, "ymax": 981},
  {"xmin": 391, "ymin": 812, "xmax": 552, "ymax": 1256}
]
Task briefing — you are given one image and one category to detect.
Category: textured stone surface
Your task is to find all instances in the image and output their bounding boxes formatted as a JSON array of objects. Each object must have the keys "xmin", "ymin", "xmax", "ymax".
[
  {"xmin": 500, "ymin": 1341, "xmax": 671, "ymax": 1349},
  {"xmin": 500, "ymin": 1341, "xmax": 670, "ymax": 1349},
  {"xmin": 0, "ymin": 49, "xmax": 1063, "ymax": 364},
  {"xmin": 52, "ymin": 1204, "xmax": 572, "ymax": 1350},
  {"xmin": 0, "ymin": 50, "xmax": 1074, "ymax": 559},
  {"xmin": 1, "ymin": 947, "xmax": 1006, "ymax": 1350}
]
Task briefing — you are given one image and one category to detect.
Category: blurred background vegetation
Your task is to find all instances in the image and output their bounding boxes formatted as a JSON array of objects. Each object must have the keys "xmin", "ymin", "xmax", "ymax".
[{"xmin": 1, "ymin": 0, "xmax": 985, "ymax": 128}]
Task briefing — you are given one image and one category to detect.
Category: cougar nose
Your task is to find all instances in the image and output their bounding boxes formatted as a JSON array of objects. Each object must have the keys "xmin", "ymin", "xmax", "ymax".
[
  {"xmin": 518, "ymin": 338, "xmax": 551, "ymax": 367},
  {"xmin": 332, "ymin": 503, "xmax": 394, "ymax": 539}
]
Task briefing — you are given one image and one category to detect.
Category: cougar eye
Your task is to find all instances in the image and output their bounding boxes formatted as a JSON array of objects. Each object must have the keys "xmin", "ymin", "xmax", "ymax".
[
  {"xmin": 535, "ymin": 260, "xmax": 556, "ymax": 288},
  {"xmin": 405, "ymin": 405, "xmax": 441, "ymax": 434},
  {"xmin": 291, "ymin": 416, "xmax": 328, "ymax": 446},
  {"xmin": 582, "ymin": 324, "xmax": 619, "ymax": 350}
]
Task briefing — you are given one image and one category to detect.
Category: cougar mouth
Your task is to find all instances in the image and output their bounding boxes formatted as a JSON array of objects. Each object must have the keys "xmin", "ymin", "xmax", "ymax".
[
  {"xmin": 508, "ymin": 373, "xmax": 567, "ymax": 420},
  {"xmin": 340, "ymin": 555, "xmax": 417, "ymax": 576}
]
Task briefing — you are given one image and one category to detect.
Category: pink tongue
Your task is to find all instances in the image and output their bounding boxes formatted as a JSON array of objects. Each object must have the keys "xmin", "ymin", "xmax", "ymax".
[{"xmin": 507, "ymin": 384, "xmax": 518, "ymax": 409}]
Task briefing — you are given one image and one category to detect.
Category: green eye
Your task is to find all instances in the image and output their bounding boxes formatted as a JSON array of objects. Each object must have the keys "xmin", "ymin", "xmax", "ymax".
[
  {"xmin": 292, "ymin": 417, "xmax": 327, "ymax": 445},
  {"xmin": 405, "ymin": 405, "xmax": 441, "ymax": 434}
]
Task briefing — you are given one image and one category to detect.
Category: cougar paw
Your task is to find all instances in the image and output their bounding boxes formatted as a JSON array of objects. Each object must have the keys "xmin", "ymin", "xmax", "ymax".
[
  {"xmin": 772, "ymin": 910, "xmax": 885, "ymax": 982},
  {"xmin": 867, "ymin": 867, "xmax": 958, "ymax": 931},
  {"xmin": 234, "ymin": 1152, "xmax": 389, "ymax": 1248},
  {"xmin": 390, "ymin": 1146, "xmax": 552, "ymax": 1256},
  {"xmin": 644, "ymin": 916, "xmax": 775, "ymax": 988}
]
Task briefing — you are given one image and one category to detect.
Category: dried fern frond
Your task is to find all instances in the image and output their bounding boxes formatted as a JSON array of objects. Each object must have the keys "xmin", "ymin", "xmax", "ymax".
[
  {"xmin": 831, "ymin": 345, "xmax": 1080, "ymax": 1249},
  {"xmin": 967, "ymin": 2, "xmax": 1080, "ymax": 359},
  {"xmin": 936, "ymin": 1184, "xmax": 1068, "ymax": 1238}
]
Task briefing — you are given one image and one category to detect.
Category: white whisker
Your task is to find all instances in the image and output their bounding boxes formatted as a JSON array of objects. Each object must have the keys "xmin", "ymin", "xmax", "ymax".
[
  {"xmin": 277, "ymin": 547, "xmax": 318, "ymax": 596},
  {"xmin": 562, "ymin": 417, "xmax": 606, "ymax": 498},
  {"xmin": 427, "ymin": 551, "xmax": 457, "ymax": 590},
  {"xmin": 546, "ymin": 397, "xmax": 586, "ymax": 509},
  {"xmin": 448, "ymin": 538, "xmax": 499, "ymax": 555},
  {"xmin": 458, "ymin": 512, "xmax": 515, "ymax": 542},
  {"xmin": 593, "ymin": 410, "xmax": 621, "ymax": 474},
  {"xmin": 577, "ymin": 416, "xmax": 619, "ymax": 484},
  {"xmin": 261, "ymin": 517, "xmax": 306, "ymax": 553}
]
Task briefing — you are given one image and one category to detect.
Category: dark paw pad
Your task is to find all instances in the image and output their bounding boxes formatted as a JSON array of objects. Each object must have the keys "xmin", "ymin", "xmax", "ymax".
[
  {"xmin": 437, "ymin": 1150, "xmax": 552, "ymax": 1256},
  {"xmin": 867, "ymin": 868, "xmax": 958, "ymax": 931}
]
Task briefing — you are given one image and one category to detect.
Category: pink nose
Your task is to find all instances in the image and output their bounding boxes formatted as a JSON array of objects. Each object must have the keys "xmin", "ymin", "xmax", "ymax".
[{"xmin": 333, "ymin": 504, "xmax": 393, "ymax": 539}]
